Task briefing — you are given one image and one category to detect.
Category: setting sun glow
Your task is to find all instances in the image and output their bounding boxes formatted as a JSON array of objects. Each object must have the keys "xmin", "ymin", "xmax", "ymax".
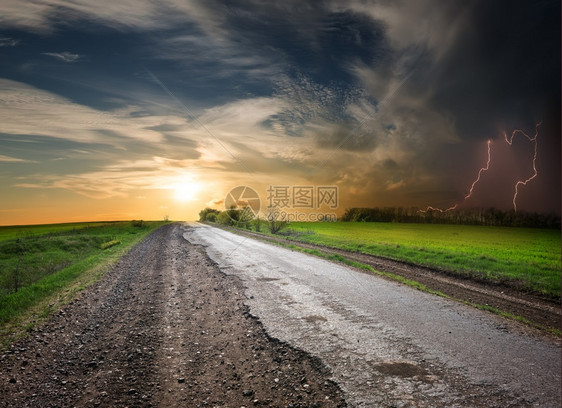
[{"xmin": 172, "ymin": 181, "xmax": 202, "ymax": 202}]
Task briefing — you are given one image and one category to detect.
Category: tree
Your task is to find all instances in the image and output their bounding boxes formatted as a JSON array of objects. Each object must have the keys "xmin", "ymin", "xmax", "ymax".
[
  {"xmin": 266, "ymin": 208, "xmax": 289, "ymax": 234},
  {"xmin": 216, "ymin": 211, "xmax": 233, "ymax": 226},
  {"xmin": 199, "ymin": 207, "xmax": 220, "ymax": 222}
]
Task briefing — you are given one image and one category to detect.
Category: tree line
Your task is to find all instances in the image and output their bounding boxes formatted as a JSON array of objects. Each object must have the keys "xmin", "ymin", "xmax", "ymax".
[
  {"xmin": 340, "ymin": 207, "xmax": 561, "ymax": 229},
  {"xmin": 198, "ymin": 207, "xmax": 290, "ymax": 234}
]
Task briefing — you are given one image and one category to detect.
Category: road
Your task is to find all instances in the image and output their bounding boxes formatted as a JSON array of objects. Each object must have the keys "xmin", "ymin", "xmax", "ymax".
[
  {"xmin": 0, "ymin": 223, "xmax": 345, "ymax": 407},
  {"xmin": 185, "ymin": 222, "xmax": 561, "ymax": 407}
]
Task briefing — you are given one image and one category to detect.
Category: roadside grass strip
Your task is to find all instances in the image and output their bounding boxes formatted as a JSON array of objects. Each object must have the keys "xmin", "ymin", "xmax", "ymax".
[
  {"xmin": 272, "ymin": 222, "xmax": 561, "ymax": 299},
  {"xmin": 277, "ymin": 241, "xmax": 560, "ymax": 336},
  {"xmin": 216, "ymin": 224, "xmax": 560, "ymax": 337},
  {"xmin": 276, "ymin": 241, "xmax": 449, "ymax": 297},
  {"xmin": 0, "ymin": 222, "xmax": 113, "ymax": 242},
  {"xmin": 0, "ymin": 221, "xmax": 168, "ymax": 348}
]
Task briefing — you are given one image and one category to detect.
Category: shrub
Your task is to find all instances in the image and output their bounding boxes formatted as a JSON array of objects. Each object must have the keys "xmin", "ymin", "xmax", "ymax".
[
  {"xmin": 131, "ymin": 220, "xmax": 145, "ymax": 228},
  {"xmin": 266, "ymin": 208, "xmax": 289, "ymax": 234}
]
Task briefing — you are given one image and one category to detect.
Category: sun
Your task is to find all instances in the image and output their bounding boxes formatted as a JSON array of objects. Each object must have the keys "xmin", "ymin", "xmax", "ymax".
[{"xmin": 172, "ymin": 181, "xmax": 202, "ymax": 202}]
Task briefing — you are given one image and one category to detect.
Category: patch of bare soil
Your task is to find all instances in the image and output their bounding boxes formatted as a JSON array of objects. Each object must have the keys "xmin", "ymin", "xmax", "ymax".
[
  {"xmin": 220, "ymin": 226, "xmax": 561, "ymax": 335},
  {"xmin": 0, "ymin": 223, "xmax": 346, "ymax": 407}
]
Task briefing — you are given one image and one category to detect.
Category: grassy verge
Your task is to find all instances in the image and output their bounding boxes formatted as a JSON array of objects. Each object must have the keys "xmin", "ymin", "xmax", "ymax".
[
  {"xmin": 0, "ymin": 221, "xmax": 168, "ymax": 348},
  {"xmin": 0, "ymin": 221, "xmax": 114, "ymax": 242},
  {"xmin": 253, "ymin": 235, "xmax": 561, "ymax": 336},
  {"xmin": 250, "ymin": 222, "xmax": 560, "ymax": 299}
]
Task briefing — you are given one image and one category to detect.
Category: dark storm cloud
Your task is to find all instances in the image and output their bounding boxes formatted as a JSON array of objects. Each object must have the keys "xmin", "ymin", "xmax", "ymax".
[{"xmin": 426, "ymin": 0, "xmax": 560, "ymax": 139}]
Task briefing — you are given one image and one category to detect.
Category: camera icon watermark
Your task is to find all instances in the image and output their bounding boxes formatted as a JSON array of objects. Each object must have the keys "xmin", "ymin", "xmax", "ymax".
[{"xmin": 224, "ymin": 185, "xmax": 261, "ymax": 222}]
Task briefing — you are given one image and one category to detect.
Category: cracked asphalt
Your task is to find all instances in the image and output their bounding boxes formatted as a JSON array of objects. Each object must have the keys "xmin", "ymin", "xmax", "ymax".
[{"xmin": 185, "ymin": 222, "xmax": 561, "ymax": 407}]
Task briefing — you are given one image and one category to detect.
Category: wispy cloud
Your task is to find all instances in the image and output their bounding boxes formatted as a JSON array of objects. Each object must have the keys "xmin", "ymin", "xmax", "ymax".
[
  {"xmin": 0, "ymin": 79, "xmax": 169, "ymax": 146},
  {"xmin": 42, "ymin": 51, "xmax": 82, "ymax": 62},
  {"xmin": 0, "ymin": 154, "xmax": 32, "ymax": 162},
  {"xmin": 0, "ymin": 4, "xmax": 470, "ymax": 208},
  {"xmin": 0, "ymin": 0, "xmax": 210, "ymax": 32},
  {"xmin": 0, "ymin": 36, "xmax": 20, "ymax": 47},
  {"xmin": 14, "ymin": 156, "xmax": 205, "ymax": 199},
  {"xmin": 149, "ymin": 31, "xmax": 282, "ymax": 81}
]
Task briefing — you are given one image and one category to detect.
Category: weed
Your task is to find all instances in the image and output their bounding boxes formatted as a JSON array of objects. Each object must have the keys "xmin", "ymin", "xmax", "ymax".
[
  {"xmin": 131, "ymin": 220, "xmax": 145, "ymax": 228},
  {"xmin": 100, "ymin": 240, "xmax": 120, "ymax": 250}
]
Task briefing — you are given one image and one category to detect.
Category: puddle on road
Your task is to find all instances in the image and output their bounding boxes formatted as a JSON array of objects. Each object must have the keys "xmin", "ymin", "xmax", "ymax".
[
  {"xmin": 302, "ymin": 314, "xmax": 328, "ymax": 323},
  {"xmin": 371, "ymin": 361, "xmax": 427, "ymax": 378},
  {"xmin": 257, "ymin": 277, "xmax": 281, "ymax": 282}
]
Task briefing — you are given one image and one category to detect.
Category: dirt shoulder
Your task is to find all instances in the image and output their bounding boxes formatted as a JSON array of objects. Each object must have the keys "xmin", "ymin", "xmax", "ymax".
[
  {"xmin": 214, "ymin": 224, "xmax": 561, "ymax": 335},
  {"xmin": 0, "ymin": 223, "xmax": 346, "ymax": 407}
]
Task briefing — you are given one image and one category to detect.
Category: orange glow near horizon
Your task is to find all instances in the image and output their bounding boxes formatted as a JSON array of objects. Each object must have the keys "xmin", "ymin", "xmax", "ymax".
[{"xmin": 0, "ymin": 187, "xmax": 211, "ymax": 226}]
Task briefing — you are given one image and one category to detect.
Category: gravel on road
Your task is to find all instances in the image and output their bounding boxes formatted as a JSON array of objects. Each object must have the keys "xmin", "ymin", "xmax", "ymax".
[{"xmin": 0, "ymin": 223, "xmax": 345, "ymax": 407}]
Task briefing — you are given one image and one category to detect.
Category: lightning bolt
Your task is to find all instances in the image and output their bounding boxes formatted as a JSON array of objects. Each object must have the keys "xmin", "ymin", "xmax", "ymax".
[
  {"xmin": 503, "ymin": 122, "xmax": 540, "ymax": 212},
  {"xmin": 419, "ymin": 204, "xmax": 458, "ymax": 213},
  {"xmin": 464, "ymin": 140, "xmax": 492, "ymax": 200},
  {"xmin": 419, "ymin": 123, "xmax": 540, "ymax": 213},
  {"xmin": 419, "ymin": 140, "xmax": 492, "ymax": 213}
]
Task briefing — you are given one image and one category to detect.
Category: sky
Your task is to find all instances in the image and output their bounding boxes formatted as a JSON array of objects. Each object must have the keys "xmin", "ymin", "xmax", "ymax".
[{"xmin": 0, "ymin": 0, "xmax": 560, "ymax": 225}]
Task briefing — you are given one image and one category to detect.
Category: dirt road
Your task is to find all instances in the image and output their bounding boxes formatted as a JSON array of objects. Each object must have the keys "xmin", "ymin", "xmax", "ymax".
[
  {"xmin": 0, "ymin": 223, "xmax": 345, "ymax": 407},
  {"xmin": 186, "ymin": 222, "xmax": 561, "ymax": 407}
]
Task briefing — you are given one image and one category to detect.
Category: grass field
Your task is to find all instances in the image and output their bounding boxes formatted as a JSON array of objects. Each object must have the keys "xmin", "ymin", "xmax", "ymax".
[
  {"xmin": 274, "ymin": 222, "xmax": 561, "ymax": 298},
  {"xmin": 0, "ymin": 221, "xmax": 113, "ymax": 242},
  {"xmin": 0, "ymin": 221, "xmax": 167, "ymax": 338}
]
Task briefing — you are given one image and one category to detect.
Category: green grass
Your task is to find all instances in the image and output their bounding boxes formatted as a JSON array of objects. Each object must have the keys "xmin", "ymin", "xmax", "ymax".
[
  {"xmin": 266, "ymin": 222, "xmax": 561, "ymax": 298},
  {"xmin": 0, "ymin": 221, "xmax": 168, "ymax": 344},
  {"xmin": 0, "ymin": 221, "xmax": 114, "ymax": 242}
]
